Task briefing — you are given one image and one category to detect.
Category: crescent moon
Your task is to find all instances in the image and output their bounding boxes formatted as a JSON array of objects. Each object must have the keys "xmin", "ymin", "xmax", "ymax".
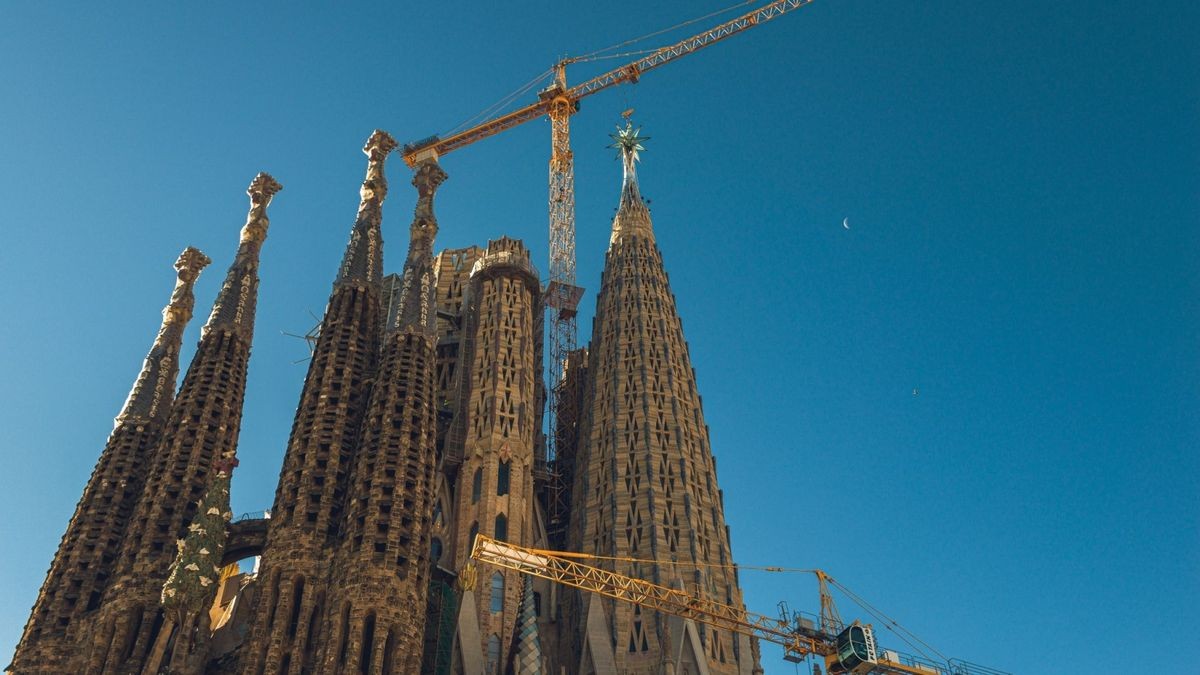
[{"xmin": 842, "ymin": 217, "xmax": 850, "ymax": 229}]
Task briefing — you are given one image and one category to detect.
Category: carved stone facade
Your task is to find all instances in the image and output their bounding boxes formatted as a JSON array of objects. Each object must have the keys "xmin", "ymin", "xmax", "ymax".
[
  {"xmin": 442, "ymin": 237, "xmax": 543, "ymax": 673},
  {"xmin": 11, "ymin": 131, "xmax": 757, "ymax": 675},
  {"xmin": 85, "ymin": 174, "xmax": 279, "ymax": 675},
  {"xmin": 9, "ymin": 248, "xmax": 210, "ymax": 675},
  {"xmin": 564, "ymin": 138, "xmax": 759, "ymax": 675},
  {"xmin": 239, "ymin": 132, "xmax": 394, "ymax": 675}
]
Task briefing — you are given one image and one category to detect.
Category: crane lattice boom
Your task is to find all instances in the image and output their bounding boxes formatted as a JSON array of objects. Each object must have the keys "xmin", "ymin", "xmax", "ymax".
[
  {"xmin": 471, "ymin": 534, "xmax": 821, "ymax": 662},
  {"xmin": 471, "ymin": 535, "xmax": 1012, "ymax": 675},
  {"xmin": 399, "ymin": 0, "xmax": 816, "ymax": 167}
]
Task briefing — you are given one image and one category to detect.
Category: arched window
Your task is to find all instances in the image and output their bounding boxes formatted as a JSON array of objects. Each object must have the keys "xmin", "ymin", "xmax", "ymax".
[
  {"xmin": 497, "ymin": 460, "xmax": 511, "ymax": 496},
  {"xmin": 469, "ymin": 522, "xmax": 478, "ymax": 549},
  {"xmin": 494, "ymin": 513, "xmax": 507, "ymax": 542},
  {"xmin": 486, "ymin": 634, "xmax": 501, "ymax": 672},
  {"xmin": 471, "ymin": 468, "xmax": 482, "ymax": 503},
  {"xmin": 431, "ymin": 537, "xmax": 443, "ymax": 564},
  {"xmin": 490, "ymin": 573, "xmax": 504, "ymax": 612}
]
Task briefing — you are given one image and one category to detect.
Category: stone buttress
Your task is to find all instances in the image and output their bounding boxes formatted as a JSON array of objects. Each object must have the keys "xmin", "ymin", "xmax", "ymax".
[
  {"xmin": 83, "ymin": 173, "xmax": 281, "ymax": 674},
  {"xmin": 240, "ymin": 131, "xmax": 396, "ymax": 675},
  {"xmin": 9, "ymin": 248, "xmax": 210, "ymax": 675},
  {"xmin": 318, "ymin": 159, "xmax": 446, "ymax": 675},
  {"xmin": 565, "ymin": 126, "xmax": 760, "ymax": 675}
]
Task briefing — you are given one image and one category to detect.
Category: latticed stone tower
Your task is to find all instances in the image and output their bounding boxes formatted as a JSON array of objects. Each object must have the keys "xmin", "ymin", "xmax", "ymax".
[
  {"xmin": 85, "ymin": 173, "xmax": 282, "ymax": 674},
  {"xmin": 9, "ymin": 247, "xmax": 210, "ymax": 675},
  {"xmin": 240, "ymin": 131, "xmax": 396, "ymax": 675},
  {"xmin": 319, "ymin": 157, "xmax": 447, "ymax": 675},
  {"xmin": 441, "ymin": 237, "xmax": 544, "ymax": 673},
  {"xmin": 10, "ymin": 128, "xmax": 763, "ymax": 675},
  {"xmin": 565, "ymin": 127, "xmax": 761, "ymax": 675}
]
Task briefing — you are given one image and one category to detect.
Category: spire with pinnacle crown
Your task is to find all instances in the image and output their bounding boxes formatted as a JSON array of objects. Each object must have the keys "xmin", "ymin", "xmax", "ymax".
[
  {"xmin": 116, "ymin": 247, "xmax": 211, "ymax": 427},
  {"xmin": 10, "ymin": 247, "xmax": 211, "ymax": 675},
  {"xmin": 566, "ymin": 123, "xmax": 759, "ymax": 674},
  {"xmin": 388, "ymin": 158, "xmax": 447, "ymax": 335},
  {"xmin": 608, "ymin": 121, "xmax": 653, "ymax": 245},
  {"xmin": 241, "ymin": 134, "xmax": 397, "ymax": 675},
  {"xmin": 204, "ymin": 172, "xmax": 281, "ymax": 340},
  {"xmin": 337, "ymin": 129, "xmax": 397, "ymax": 286},
  {"xmin": 327, "ymin": 159, "xmax": 446, "ymax": 674},
  {"xmin": 84, "ymin": 173, "xmax": 280, "ymax": 675}
]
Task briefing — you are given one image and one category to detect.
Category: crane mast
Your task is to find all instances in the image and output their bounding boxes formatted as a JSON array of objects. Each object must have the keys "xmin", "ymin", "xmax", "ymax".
[{"xmin": 399, "ymin": 0, "xmax": 819, "ymax": 543}]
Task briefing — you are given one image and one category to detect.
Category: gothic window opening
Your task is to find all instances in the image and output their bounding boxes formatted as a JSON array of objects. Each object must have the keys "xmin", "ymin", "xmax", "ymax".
[
  {"xmin": 286, "ymin": 576, "xmax": 305, "ymax": 638},
  {"xmin": 471, "ymin": 468, "xmax": 482, "ymax": 503},
  {"xmin": 360, "ymin": 612, "xmax": 376, "ymax": 675},
  {"xmin": 490, "ymin": 573, "xmax": 504, "ymax": 612},
  {"xmin": 494, "ymin": 513, "xmax": 507, "ymax": 542},
  {"xmin": 497, "ymin": 460, "xmax": 510, "ymax": 496},
  {"xmin": 486, "ymin": 634, "xmax": 501, "ymax": 672}
]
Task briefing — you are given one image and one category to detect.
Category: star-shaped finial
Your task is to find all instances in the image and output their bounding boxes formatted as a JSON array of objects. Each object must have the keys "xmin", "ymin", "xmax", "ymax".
[{"xmin": 609, "ymin": 122, "xmax": 649, "ymax": 165}]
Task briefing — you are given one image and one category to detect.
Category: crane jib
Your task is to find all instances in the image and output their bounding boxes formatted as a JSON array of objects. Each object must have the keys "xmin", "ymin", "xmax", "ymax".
[{"xmin": 400, "ymin": 0, "xmax": 816, "ymax": 166}]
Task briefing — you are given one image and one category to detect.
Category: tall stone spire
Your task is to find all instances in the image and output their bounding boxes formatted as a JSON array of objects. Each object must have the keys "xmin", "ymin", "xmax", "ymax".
[
  {"xmin": 9, "ymin": 248, "xmax": 209, "ymax": 675},
  {"xmin": 337, "ymin": 129, "xmax": 394, "ymax": 286},
  {"xmin": 204, "ymin": 172, "xmax": 280, "ymax": 340},
  {"xmin": 565, "ymin": 129, "xmax": 760, "ymax": 674},
  {"xmin": 242, "ymin": 131, "xmax": 396, "ymax": 675},
  {"xmin": 388, "ymin": 158, "xmax": 446, "ymax": 336},
  {"xmin": 325, "ymin": 160, "xmax": 447, "ymax": 675},
  {"xmin": 84, "ymin": 173, "xmax": 280, "ymax": 675},
  {"xmin": 117, "ymin": 247, "xmax": 213, "ymax": 427}
]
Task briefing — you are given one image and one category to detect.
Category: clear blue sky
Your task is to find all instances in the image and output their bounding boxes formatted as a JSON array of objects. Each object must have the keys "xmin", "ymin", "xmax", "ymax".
[{"xmin": 1, "ymin": 2, "xmax": 1196, "ymax": 672}]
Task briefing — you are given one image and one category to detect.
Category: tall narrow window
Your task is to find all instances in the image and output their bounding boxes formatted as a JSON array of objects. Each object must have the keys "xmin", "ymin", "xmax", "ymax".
[
  {"xmin": 471, "ymin": 468, "xmax": 482, "ymax": 503},
  {"xmin": 494, "ymin": 513, "xmax": 508, "ymax": 542},
  {"xmin": 486, "ymin": 634, "xmax": 501, "ymax": 672},
  {"xmin": 490, "ymin": 573, "xmax": 505, "ymax": 612},
  {"xmin": 497, "ymin": 460, "xmax": 511, "ymax": 496},
  {"xmin": 469, "ymin": 522, "xmax": 478, "ymax": 549}
]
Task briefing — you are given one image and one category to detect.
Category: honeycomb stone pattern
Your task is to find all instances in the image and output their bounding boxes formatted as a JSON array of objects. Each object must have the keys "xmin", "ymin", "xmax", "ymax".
[
  {"xmin": 8, "ymin": 248, "xmax": 210, "ymax": 675},
  {"xmin": 446, "ymin": 237, "xmax": 542, "ymax": 671},
  {"xmin": 240, "ymin": 132, "xmax": 395, "ymax": 675},
  {"xmin": 566, "ymin": 156, "xmax": 758, "ymax": 674},
  {"xmin": 83, "ymin": 174, "xmax": 280, "ymax": 674}
]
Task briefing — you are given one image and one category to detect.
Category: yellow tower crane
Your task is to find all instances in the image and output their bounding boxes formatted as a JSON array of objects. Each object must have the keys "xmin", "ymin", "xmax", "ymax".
[
  {"xmin": 471, "ymin": 534, "xmax": 1012, "ymax": 675},
  {"xmin": 399, "ymin": 0, "xmax": 818, "ymax": 542}
]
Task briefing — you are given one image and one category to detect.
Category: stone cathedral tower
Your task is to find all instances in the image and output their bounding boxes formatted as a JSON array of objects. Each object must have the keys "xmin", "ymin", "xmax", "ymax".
[
  {"xmin": 11, "ymin": 127, "xmax": 759, "ymax": 675},
  {"xmin": 239, "ymin": 131, "xmax": 396, "ymax": 675},
  {"xmin": 85, "ymin": 173, "xmax": 281, "ymax": 675},
  {"xmin": 565, "ymin": 126, "xmax": 760, "ymax": 675},
  {"xmin": 9, "ymin": 247, "xmax": 211, "ymax": 675}
]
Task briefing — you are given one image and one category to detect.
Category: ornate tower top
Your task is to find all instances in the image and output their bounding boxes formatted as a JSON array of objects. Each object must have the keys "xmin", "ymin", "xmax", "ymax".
[
  {"xmin": 387, "ymin": 159, "xmax": 447, "ymax": 336},
  {"xmin": 205, "ymin": 172, "xmax": 282, "ymax": 339},
  {"xmin": 608, "ymin": 122, "xmax": 653, "ymax": 245},
  {"xmin": 409, "ymin": 159, "xmax": 448, "ymax": 258},
  {"xmin": 338, "ymin": 130, "xmax": 398, "ymax": 286},
  {"xmin": 116, "ymin": 246, "xmax": 212, "ymax": 426}
]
